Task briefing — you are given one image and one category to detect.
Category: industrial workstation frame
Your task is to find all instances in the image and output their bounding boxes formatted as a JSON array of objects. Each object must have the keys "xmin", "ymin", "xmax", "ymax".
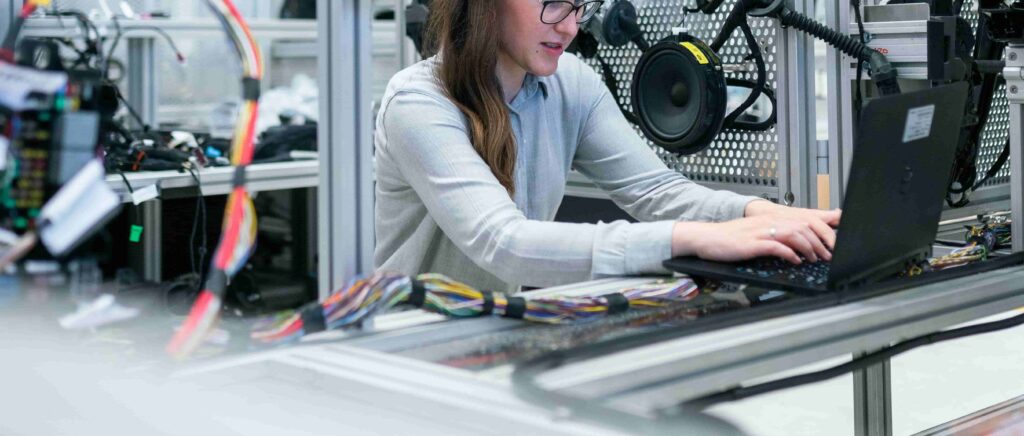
[{"xmin": 4, "ymin": 1, "xmax": 1024, "ymax": 434}]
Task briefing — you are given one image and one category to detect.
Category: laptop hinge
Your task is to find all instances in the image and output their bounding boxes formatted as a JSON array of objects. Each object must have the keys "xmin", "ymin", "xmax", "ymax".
[{"xmin": 833, "ymin": 249, "xmax": 931, "ymax": 291}]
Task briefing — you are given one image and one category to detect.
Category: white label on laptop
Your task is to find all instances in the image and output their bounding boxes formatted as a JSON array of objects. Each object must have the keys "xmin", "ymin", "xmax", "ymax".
[{"xmin": 902, "ymin": 105, "xmax": 936, "ymax": 143}]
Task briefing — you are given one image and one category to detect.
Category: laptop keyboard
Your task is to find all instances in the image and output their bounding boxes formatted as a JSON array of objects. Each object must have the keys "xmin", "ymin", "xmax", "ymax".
[{"xmin": 735, "ymin": 257, "xmax": 831, "ymax": 287}]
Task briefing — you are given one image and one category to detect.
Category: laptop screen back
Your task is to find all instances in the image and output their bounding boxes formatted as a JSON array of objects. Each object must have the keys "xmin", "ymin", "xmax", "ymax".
[{"xmin": 828, "ymin": 83, "xmax": 969, "ymax": 288}]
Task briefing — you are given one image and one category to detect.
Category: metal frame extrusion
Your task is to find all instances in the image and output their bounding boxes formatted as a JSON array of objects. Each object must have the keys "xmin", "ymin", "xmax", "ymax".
[
  {"xmin": 826, "ymin": 2, "xmax": 895, "ymax": 432},
  {"xmin": 394, "ymin": 0, "xmax": 419, "ymax": 69},
  {"xmin": 826, "ymin": 0, "xmax": 856, "ymax": 206},
  {"xmin": 786, "ymin": 0, "xmax": 821, "ymax": 208},
  {"xmin": 317, "ymin": 0, "xmax": 375, "ymax": 299},
  {"xmin": 1, "ymin": 0, "xmax": 17, "ymax": 34},
  {"xmin": 853, "ymin": 352, "xmax": 893, "ymax": 436},
  {"xmin": 1007, "ymin": 44, "xmax": 1024, "ymax": 251},
  {"xmin": 526, "ymin": 267, "xmax": 1024, "ymax": 412}
]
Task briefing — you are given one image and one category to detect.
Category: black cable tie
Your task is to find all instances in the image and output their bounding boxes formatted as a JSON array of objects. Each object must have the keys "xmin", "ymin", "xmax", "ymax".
[
  {"xmin": 503, "ymin": 296, "xmax": 527, "ymax": 319},
  {"xmin": 242, "ymin": 77, "xmax": 261, "ymax": 101},
  {"xmin": 601, "ymin": 293, "xmax": 631, "ymax": 315},
  {"xmin": 232, "ymin": 166, "xmax": 247, "ymax": 188},
  {"xmin": 207, "ymin": 269, "xmax": 228, "ymax": 297},
  {"xmin": 481, "ymin": 291, "xmax": 496, "ymax": 316},
  {"xmin": 299, "ymin": 303, "xmax": 327, "ymax": 334},
  {"xmin": 407, "ymin": 279, "xmax": 427, "ymax": 308}
]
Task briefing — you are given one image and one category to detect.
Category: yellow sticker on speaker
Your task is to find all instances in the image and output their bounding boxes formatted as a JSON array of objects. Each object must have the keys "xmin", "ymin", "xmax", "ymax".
[{"xmin": 680, "ymin": 42, "xmax": 709, "ymax": 65}]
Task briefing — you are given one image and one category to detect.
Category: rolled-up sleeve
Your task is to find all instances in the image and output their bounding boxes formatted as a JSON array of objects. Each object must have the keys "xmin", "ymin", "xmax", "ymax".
[
  {"xmin": 573, "ymin": 73, "xmax": 760, "ymax": 224},
  {"xmin": 381, "ymin": 91, "xmax": 676, "ymax": 284}
]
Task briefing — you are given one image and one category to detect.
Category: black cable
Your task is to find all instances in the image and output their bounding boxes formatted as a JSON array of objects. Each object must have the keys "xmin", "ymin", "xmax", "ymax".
[
  {"xmin": 774, "ymin": 8, "xmax": 900, "ymax": 95},
  {"xmin": 188, "ymin": 168, "xmax": 199, "ymax": 279},
  {"xmin": 509, "ymin": 253, "xmax": 1024, "ymax": 424},
  {"xmin": 187, "ymin": 167, "xmax": 208, "ymax": 291},
  {"xmin": 777, "ymin": 8, "xmax": 871, "ymax": 61},
  {"xmin": 683, "ymin": 311, "xmax": 1024, "ymax": 410},
  {"xmin": 106, "ymin": 16, "xmax": 185, "ymax": 77},
  {"xmin": 116, "ymin": 170, "xmax": 143, "ymax": 223},
  {"xmin": 701, "ymin": 0, "xmax": 777, "ymax": 132},
  {"xmin": 852, "ymin": 0, "xmax": 866, "ymax": 126},
  {"xmin": 50, "ymin": 37, "xmax": 94, "ymax": 69},
  {"xmin": 709, "ymin": 1, "xmax": 748, "ymax": 52},
  {"xmin": 49, "ymin": 9, "xmax": 105, "ymax": 70},
  {"xmin": 106, "ymin": 111, "xmax": 138, "ymax": 142},
  {"xmin": 953, "ymin": 0, "xmax": 965, "ymax": 15},
  {"xmin": 969, "ymin": 138, "xmax": 1011, "ymax": 191},
  {"xmin": 110, "ymin": 83, "xmax": 149, "ymax": 132},
  {"xmin": 103, "ymin": 14, "xmax": 124, "ymax": 77},
  {"xmin": 511, "ymin": 359, "xmax": 747, "ymax": 435},
  {"xmin": 721, "ymin": 21, "xmax": 767, "ymax": 129},
  {"xmin": 725, "ymin": 77, "xmax": 777, "ymax": 131},
  {"xmin": 945, "ymin": 7, "xmax": 1007, "ymax": 207},
  {"xmin": 596, "ymin": 52, "xmax": 640, "ymax": 125}
]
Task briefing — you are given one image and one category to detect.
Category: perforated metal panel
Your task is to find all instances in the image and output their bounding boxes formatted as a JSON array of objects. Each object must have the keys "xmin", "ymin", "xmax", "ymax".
[
  {"xmin": 583, "ymin": 0, "xmax": 783, "ymax": 192},
  {"xmin": 962, "ymin": 0, "xmax": 1012, "ymax": 188},
  {"xmin": 978, "ymin": 85, "xmax": 1011, "ymax": 186}
]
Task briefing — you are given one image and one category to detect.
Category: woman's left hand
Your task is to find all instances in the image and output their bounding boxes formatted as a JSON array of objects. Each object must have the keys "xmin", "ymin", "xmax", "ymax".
[{"xmin": 744, "ymin": 200, "xmax": 842, "ymax": 253}]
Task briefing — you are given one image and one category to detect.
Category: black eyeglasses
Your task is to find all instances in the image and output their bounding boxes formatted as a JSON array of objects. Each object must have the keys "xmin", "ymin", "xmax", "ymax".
[{"xmin": 540, "ymin": 1, "xmax": 604, "ymax": 25}]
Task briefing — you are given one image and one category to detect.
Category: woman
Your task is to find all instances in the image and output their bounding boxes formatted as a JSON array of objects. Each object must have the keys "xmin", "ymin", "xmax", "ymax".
[{"xmin": 374, "ymin": 0, "xmax": 840, "ymax": 293}]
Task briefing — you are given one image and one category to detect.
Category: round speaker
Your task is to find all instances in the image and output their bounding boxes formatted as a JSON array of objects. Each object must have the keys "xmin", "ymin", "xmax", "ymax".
[
  {"xmin": 587, "ymin": 0, "xmax": 640, "ymax": 47},
  {"xmin": 631, "ymin": 35, "xmax": 727, "ymax": 155}
]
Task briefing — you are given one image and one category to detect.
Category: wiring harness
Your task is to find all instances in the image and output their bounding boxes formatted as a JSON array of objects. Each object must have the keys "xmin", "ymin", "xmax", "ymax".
[
  {"xmin": 252, "ymin": 273, "xmax": 701, "ymax": 345},
  {"xmin": 166, "ymin": 0, "xmax": 262, "ymax": 359},
  {"xmin": 704, "ymin": 0, "xmax": 900, "ymax": 97},
  {"xmin": 930, "ymin": 218, "xmax": 1011, "ymax": 270}
]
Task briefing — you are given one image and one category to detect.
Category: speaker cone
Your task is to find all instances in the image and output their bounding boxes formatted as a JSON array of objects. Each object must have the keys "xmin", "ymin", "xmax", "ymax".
[{"xmin": 631, "ymin": 35, "xmax": 726, "ymax": 155}]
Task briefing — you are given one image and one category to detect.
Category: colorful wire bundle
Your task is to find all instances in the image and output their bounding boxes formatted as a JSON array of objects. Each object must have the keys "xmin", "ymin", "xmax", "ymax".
[
  {"xmin": 166, "ymin": 0, "xmax": 263, "ymax": 359},
  {"xmin": 930, "ymin": 220, "xmax": 1011, "ymax": 270},
  {"xmin": 252, "ymin": 273, "xmax": 701, "ymax": 345}
]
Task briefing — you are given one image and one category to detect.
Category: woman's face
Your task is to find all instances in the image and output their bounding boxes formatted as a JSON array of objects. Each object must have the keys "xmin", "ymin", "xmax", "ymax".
[{"xmin": 498, "ymin": 0, "xmax": 580, "ymax": 77}]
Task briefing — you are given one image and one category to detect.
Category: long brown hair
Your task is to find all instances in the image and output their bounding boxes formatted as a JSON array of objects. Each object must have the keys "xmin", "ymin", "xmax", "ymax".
[{"xmin": 425, "ymin": 0, "xmax": 517, "ymax": 195}]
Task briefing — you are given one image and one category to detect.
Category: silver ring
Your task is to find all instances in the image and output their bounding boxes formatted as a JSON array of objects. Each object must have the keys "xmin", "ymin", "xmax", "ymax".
[{"xmin": 769, "ymin": 227, "xmax": 777, "ymax": 239}]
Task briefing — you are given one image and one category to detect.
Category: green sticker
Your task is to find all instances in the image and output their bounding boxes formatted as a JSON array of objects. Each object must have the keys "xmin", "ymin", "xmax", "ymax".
[{"xmin": 129, "ymin": 225, "xmax": 144, "ymax": 243}]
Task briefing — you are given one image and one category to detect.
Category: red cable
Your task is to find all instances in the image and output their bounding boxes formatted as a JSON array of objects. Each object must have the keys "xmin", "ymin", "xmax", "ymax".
[
  {"xmin": 19, "ymin": 3, "xmax": 37, "ymax": 19},
  {"xmin": 213, "ymin": 190, "xmax": 245, "ymax": 269},
  {"xmin": 271, "ymin": 320, "xmax": 303, "ymax": 341},
  {"xmin": 167, "ymin": 0, "xmax": 262, "ymax": 359},
  {"xmin": 240, "ymin": 104, "xmax": 259, "ymax": 164},
  {"xmin": 166, "ymin": 290, "xmax": 215, "ymax": 353},
  {"xmin": 223, "ymin": 0, "xmax": 262, "ymax": 77}
]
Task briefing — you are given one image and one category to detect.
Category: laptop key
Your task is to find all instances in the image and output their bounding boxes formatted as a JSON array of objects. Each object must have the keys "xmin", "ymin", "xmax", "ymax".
[{"xmin": 734, "ymin": 257, "xmax": 832, "ymax": 286}]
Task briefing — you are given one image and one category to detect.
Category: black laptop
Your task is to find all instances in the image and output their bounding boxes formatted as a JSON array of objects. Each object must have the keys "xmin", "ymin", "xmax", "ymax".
[{"xmin": 664, "ymin": 83, "xmax": 970, "ymax": 295}]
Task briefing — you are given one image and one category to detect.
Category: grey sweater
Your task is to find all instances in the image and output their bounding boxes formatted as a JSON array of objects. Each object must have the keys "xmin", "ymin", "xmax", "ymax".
[{"xmin": 373, "ymin": 53, "xmax": 758, "ymax": 293}]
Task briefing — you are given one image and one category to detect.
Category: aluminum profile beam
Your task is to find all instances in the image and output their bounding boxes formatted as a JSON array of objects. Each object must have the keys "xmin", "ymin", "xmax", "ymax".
[
  {"xmin": 317, "ymin": 0, "xmax": 375, "ymax": 299},
  {"xmin": 529, "ymin": 267, "xmax": 1024, "ymax": 412}
]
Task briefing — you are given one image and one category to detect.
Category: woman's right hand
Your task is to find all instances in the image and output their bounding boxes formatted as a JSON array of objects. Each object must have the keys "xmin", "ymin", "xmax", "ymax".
[{"xmin": 671, "ymin": 215, "xmax": 835, "ymax": 264}]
